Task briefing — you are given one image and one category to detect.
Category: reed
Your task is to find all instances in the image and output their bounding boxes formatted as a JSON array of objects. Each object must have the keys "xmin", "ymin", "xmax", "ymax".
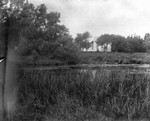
[{"xmin": 11, "ymin": 67, "xmax": 150, "ymax": 121}]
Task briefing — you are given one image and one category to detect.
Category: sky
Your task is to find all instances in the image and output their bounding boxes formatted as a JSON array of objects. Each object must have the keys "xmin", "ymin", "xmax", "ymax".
[{"xmin": 29, "ymin": 0, "xmax": 150, "ymax": 38}]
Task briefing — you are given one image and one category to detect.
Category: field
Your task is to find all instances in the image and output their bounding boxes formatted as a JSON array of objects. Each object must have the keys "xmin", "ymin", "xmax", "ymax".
[
  {"xmin": 18, "ymin": 52, "xmax": 150, "ymax": 67},
  {"xmin": 80, "ymin": 52, "xmax": 150, "ymax": 64},
  {"xmin": 6, "ymin": 67, "xmax": 150, "ymax": 121}
]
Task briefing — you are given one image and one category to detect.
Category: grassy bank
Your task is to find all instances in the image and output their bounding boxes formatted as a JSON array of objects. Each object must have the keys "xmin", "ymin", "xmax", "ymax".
[
  {"xmin": 9, "ymin": 67, "xmax": 150, "ymax": 121},
  {"xmin": 81, "ymin": 52, "xmax": 150, "ymax": 64},
  {"xmin": 18, "ymin": 52, "xmax": 150, "ymax": 67}
]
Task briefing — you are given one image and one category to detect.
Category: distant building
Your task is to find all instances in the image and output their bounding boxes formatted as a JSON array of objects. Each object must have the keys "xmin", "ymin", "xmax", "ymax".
[
  {"xmin": 82, "ymin": 37, "xmax": 112, "ymax": 52},
  {"xmin": 97, "ymin": 42, "xmax": 111, "ymax": 52}
]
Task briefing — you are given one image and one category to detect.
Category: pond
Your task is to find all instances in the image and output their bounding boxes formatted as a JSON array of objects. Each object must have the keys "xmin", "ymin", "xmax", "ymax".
[
  {"xmin": 22, "ymin": 64, "xmax": 150, "ymax": 82},
  {"xmin": 23, "ymin": 64, "xmax": 150, "ymax": 72}
]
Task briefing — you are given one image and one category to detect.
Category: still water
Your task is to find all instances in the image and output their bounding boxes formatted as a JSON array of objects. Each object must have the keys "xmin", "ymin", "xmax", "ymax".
[
  {"xmin": 22, "ymin": 64, "xmax": 150, "ymax": 82},
  {"xmin": 23, "ymin": 64, "xmax": 150, "ymax": 72}
]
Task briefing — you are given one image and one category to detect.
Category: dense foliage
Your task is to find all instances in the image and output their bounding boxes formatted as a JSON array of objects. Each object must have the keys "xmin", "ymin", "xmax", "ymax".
[
  {"xmin": 0, "ymin": 0, "xmax": 80, "ymax": 65},
  {"xmin": 96, "ymin": 34, "xmax": 146, "ymax": 53},
  {"xmin": 75, "ymin": 32, "xmax": 91, "ymax": 51},
  {"xmin": 144, "ymin": 33, "xmax": 150, "ymax": 53}
]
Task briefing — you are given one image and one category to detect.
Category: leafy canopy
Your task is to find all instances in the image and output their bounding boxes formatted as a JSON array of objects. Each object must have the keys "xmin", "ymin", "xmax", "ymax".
[
  {"xmin": 75, "ymin": 32, "xmax": 91, "ymax": 51},
  {"xmin": 96, "ymin": 34, "xmax": 146, "ymax": 52},
  {"xmin": 0, "ymin": 0, "xmax": 81, "ymax": 64}
]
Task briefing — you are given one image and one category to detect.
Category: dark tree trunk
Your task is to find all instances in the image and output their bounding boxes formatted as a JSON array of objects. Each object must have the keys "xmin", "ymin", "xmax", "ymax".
[{"xmin": 1, "ymin": 15, "xmax": 9, "ymax": 121}]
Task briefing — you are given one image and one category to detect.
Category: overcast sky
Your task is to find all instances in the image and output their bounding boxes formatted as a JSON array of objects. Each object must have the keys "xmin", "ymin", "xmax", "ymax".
[{"xmin": 29, "ymin": 0, "xmax": 150, "ymax": 38}]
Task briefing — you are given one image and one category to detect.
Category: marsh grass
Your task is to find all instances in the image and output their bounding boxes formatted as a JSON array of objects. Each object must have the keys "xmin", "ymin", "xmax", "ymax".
[{"xmin": 11, "ymin": 67, "xmax": 150, "ymax": 121}]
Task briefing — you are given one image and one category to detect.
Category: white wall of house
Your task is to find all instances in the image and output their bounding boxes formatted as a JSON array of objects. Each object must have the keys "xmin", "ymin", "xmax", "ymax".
[
  {"xmin": 88, "ymin": 41, "xmax": 97, "ymax": 51},
  {"xmin": 82, "ymin": 41, "xmax": 111, "ymax": 52},
  {"xmin": 107, "ymin": 43, "xmax": 111, "ymax": 52}
]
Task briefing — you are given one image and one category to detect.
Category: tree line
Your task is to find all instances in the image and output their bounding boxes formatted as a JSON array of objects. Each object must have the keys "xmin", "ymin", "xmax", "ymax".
[
  {"xmin": 96, "ymin": 34, "xmax": 148, "ymax": 53},
  {"xmin": 75, "ymin": 33, "xmax": 150, "ymax": 53}
]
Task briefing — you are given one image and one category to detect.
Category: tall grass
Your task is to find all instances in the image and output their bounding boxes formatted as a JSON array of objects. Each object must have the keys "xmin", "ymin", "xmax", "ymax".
[{"xmin": 12, "ymin": 67, "xmax": 150, "ymax": 121}]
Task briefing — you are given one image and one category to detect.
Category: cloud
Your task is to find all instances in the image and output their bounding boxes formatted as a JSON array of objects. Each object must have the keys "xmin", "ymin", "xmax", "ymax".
[{"xmin": 29, "ymin": 0, "xmax": 150, "ymax": 38}]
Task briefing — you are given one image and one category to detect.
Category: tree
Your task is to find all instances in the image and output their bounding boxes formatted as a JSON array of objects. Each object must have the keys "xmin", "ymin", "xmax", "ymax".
[
  {"xmin": 0, "ymin": 1, "xmax": 69, "ymax": 55},
  {"xmin": 53, "ymin": 35, "xmax": 80, "ymax": 64},
  {"xmin": 127, "ymin": 36, "xmax": 146, "ymax": 52},
  {"xmin": 112, "ymin": 35, "xmax": 130, "ymax": 52},
  {"xmin": 6, "ymin": 2, "xmax": 80, "ymax": 65},
  {"xmin": 1, "ymin": 0, "xmax": 82, "ymax": 64},
  {"xmin": 96, "ymin": 34, "xmax": 130, "ymax": 52},
  {"xmin": 96, "ymin": 34, "xmax": 112, "ymax": 45},
  {"xmin": 75, "ymin": 32, "xmax": 91, "ymax": 51},
  {"xmin": 144, "ymin": 33, "xmax": 150, "ymax": 53},
  {"xmin": 16, "ymin": 4, "xmax": 70, "ymax": 56},
  {"xmin": 96, "ymin": 34, "xmax": 146, "ymax": 53}
]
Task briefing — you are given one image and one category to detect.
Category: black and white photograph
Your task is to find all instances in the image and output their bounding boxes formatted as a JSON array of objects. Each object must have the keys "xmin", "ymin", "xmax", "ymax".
[{"xmin": 1, "ymin": 0, "xmax": 150, "ymax": 120}]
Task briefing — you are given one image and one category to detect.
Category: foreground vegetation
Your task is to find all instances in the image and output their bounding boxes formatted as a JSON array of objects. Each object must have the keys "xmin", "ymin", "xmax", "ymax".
[{"xmin": 7, "ymin": 67, "xmax": 150, "ymax": 121}]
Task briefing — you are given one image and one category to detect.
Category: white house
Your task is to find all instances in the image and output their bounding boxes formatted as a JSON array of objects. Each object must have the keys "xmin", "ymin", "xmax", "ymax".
[{"xmin": 82, "ymin": 37, "xmax": 112, "ymax": 52}]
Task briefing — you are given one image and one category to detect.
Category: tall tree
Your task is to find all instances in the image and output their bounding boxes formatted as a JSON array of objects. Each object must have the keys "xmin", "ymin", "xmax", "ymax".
[
  {"xmin": 97, "ymin": 34, "xmax": 146, "ymax": 53},
  {"xmin": 127, "ymin": 36, "xmax": 146, "ymax": 52},
  {"xmin": 9, "ymin": 2, "xmax": 80, "ymax": 64},
  {"xmin": 75, "ymin": 32, "xmax": 91, "ymax": 51},
  {"xmin": 96, "ymin": 34, "xmax": 129, "ymax": 52},
  {"xmin": 144, "ymin": 33, "xmax": 150, "ymax": 53},
  {"xmin": 16, "ymin": 4, "xmax": 70, "ymax": 56}
]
